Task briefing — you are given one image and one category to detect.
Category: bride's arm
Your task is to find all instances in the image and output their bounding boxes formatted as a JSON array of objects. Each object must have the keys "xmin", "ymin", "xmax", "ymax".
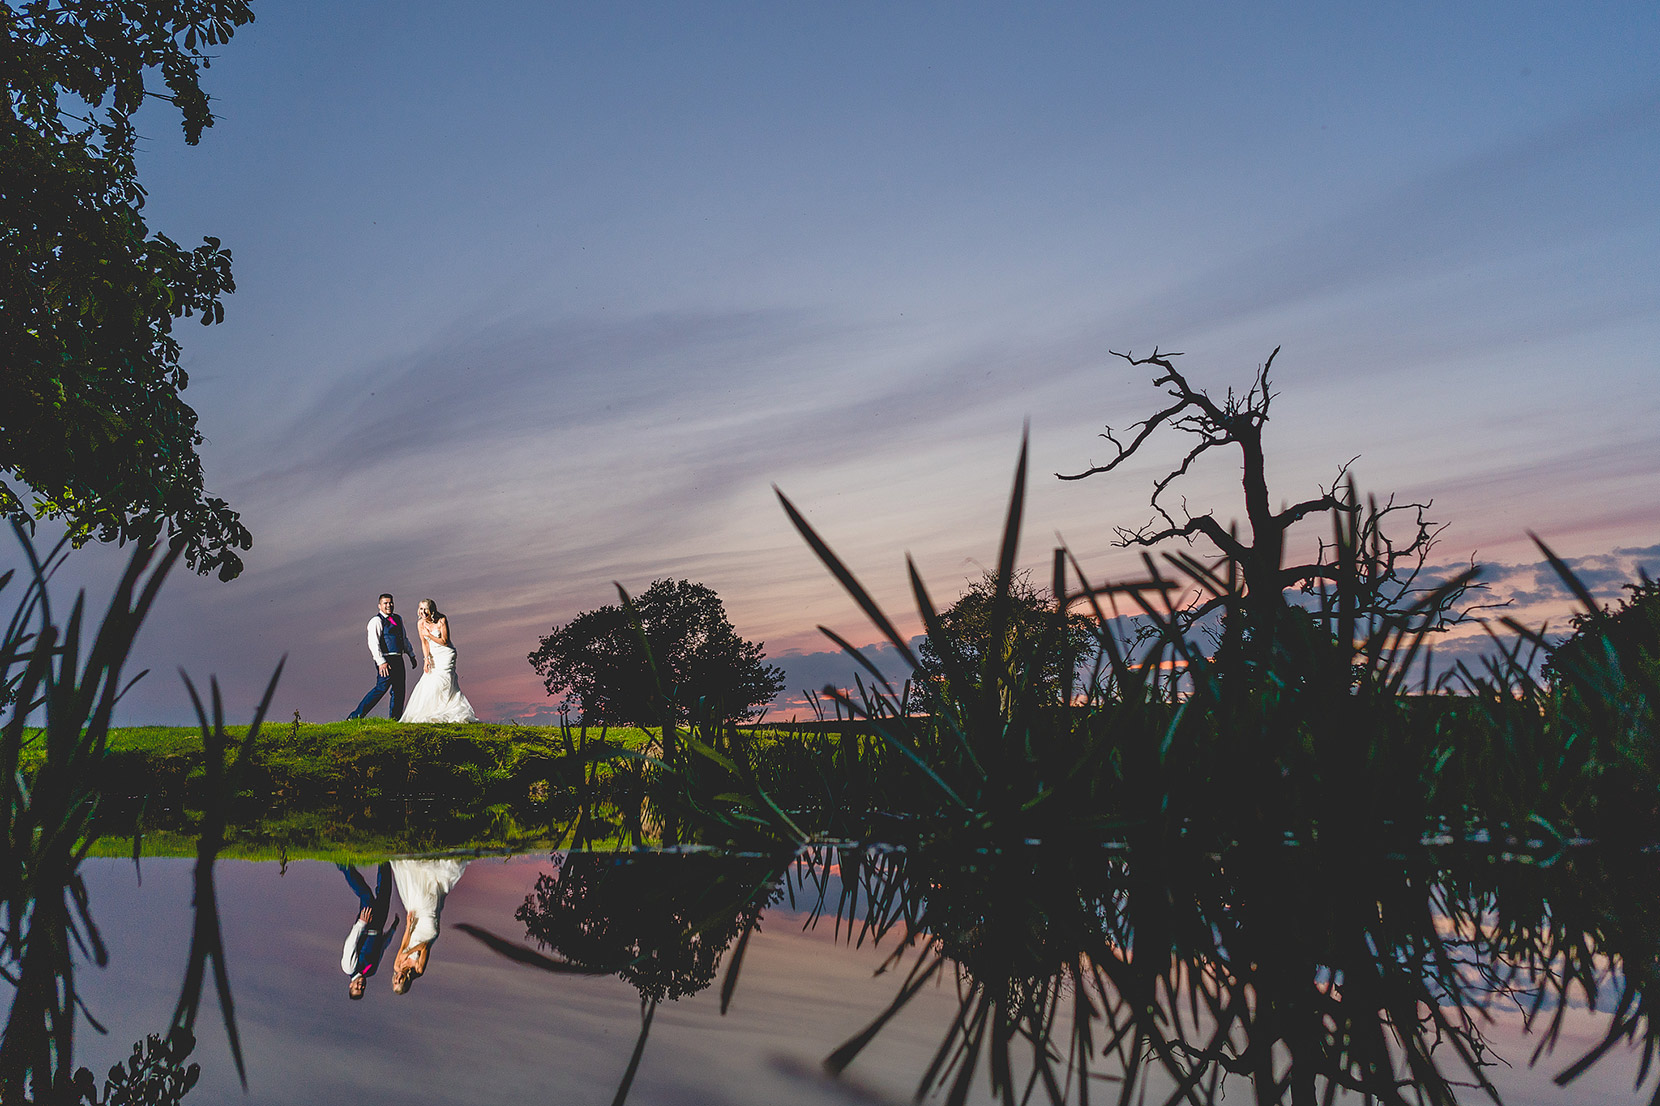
[
  {"xmin": 433, "ymin": 617, "xmax": 450, "ymax": 647},
  {"xmin": 394, "ymin": 914, "xmax": 430, "ymax": 972},
  {"xmin": 420, "ymin": 620, "xmax": 434, "ymax": 671},
  {"xmin": 395, "ymin": 911, "xmax": 417, "ymax": 960}
]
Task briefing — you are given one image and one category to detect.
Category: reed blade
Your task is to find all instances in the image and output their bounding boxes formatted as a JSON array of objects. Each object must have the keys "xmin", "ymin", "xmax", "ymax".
[{"xmin": 776, "ymin": 487, "xmax": 919, "ymax": 670}]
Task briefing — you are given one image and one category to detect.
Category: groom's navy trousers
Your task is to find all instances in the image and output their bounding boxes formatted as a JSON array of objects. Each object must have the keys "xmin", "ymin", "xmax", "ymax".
[{"xmin": 350, "ymin": 661, "xmax": 408, "ymax": 720}]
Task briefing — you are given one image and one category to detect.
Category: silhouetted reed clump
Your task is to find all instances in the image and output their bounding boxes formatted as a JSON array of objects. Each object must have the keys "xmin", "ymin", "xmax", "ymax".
[
  {"xmin": 1, "ymin": 529, "xmax": 277, "ymax": 1102},
  {"xmin": 611, "ymin": 354, "xmax": 1659, "ymax": 1105}
]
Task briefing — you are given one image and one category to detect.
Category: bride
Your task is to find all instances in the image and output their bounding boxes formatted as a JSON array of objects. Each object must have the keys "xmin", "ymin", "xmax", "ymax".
[
  {"xmin": 389, "ymin": 857, "xmax": 468, "ymax": 994},
  {"xmin": 399, "ymin": 598, "xmax": 479, "ymax": 723}
]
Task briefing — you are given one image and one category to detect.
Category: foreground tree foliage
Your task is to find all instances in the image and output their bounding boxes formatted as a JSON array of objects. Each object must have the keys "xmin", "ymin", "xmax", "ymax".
[
  {"xmin": 1546, "ymin": 573, "xmax": 1660, "ymax": 688},
  {"xmin": 2, "ymin": 0, "xmax": 255, "ymax": 580},
  {"xmin": 528, "ymin": 578, "xmax": 786, "ymax": 726}
]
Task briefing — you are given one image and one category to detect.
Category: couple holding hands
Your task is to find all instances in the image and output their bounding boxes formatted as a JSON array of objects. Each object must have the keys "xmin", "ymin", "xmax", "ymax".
[{"xmin": 347, "ymin": 592, "xmax": 478, "ymax": 724}]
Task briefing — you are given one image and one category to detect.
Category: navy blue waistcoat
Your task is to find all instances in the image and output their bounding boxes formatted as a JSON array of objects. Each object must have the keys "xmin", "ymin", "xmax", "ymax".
[{"xmin": 378, "ymin": 615, "xmax": 406, "ymax": 657}]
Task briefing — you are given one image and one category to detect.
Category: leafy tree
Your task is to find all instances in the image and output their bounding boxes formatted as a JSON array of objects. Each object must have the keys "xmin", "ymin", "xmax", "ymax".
[
  {"xmin": 3, "ymin": 0, "xmax": 255, "ymax": 580},
  {"xmin": 916, "ymin": 570, "xmax": 1096, "ymax": 698},
  {"xmin": 528, "ymin": 579, "xmax": 786, "ymax": 725},
  {"xmin": 1545, "ymin": 573, "xmax": 1660, "ymax": 689}
]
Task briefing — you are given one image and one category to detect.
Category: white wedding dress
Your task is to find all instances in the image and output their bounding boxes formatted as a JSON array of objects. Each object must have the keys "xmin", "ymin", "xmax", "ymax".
[
  {"xmin": 389, "ymin": 858, "xmax": 468, "ymax": 949},
  {"xmin": 400, "ymin": 641, "xmax": 479, "ymax": 723}
]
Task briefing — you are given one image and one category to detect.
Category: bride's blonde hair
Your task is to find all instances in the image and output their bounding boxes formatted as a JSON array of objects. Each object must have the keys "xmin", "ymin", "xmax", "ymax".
[{"xmin": 419, "ymin": 598, "xmax": 443, "ymax": 621}]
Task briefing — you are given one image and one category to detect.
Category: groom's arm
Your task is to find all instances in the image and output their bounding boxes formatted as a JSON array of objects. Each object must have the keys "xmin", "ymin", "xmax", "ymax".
[
  {"xmin": 342, "ymin": 919, "xmax": 367, "ymax": 973},
  {"xmin": 366, "ymin": 617, "xmax": 388, "ymax": 667}
]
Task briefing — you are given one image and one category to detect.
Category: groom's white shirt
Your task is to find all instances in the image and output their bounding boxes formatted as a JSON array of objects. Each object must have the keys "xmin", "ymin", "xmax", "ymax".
[
  {"xmin": 341, "ymin": 915, "xmax": 399, "ymax": 974},
  {"xmin": 342, "ymin": 919, "xmax": 369, "ymax": 974},
  {"xmin": 366, "ymin": 615, "xmax": 407, "ymax": 667}
]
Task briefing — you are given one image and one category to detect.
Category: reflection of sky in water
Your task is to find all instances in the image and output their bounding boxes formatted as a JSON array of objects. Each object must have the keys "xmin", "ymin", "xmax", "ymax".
[{"xmin": 73, "ymin": 858, "xmax": 1654, "ymax": 1105}]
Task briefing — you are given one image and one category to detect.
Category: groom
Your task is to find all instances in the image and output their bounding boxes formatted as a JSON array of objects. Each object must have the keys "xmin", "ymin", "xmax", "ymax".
[
  {"xmin": 339, "ymin": 862, "xmax": 400, "ymax": 1000},
  {"xmin": 347, "ymin": 593, "xmax": 418, "ymax": 719}
]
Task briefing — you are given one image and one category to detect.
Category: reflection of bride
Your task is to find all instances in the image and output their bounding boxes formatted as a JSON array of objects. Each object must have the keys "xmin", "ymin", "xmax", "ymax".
[
  {"xmin": 390, "ymin": 858, "xmax": 468, "ymax": 994},
  {"xmin": 399, "ymin": 598, "xmax": 478, "ymax": 723}
]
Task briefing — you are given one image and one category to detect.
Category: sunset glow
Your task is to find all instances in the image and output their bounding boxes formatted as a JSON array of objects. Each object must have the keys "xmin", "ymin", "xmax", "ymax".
[{"xmin": 12, "ymin": 4, "xmax": 1655, "ymax": 726}]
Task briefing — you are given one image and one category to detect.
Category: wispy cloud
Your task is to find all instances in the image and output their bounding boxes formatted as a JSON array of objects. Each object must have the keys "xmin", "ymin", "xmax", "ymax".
[
  {"xmin": 1119, "ymin": 91, "xmax": 1660, "ymax": 348},
  {"xmin": 1464, "ymin": 543, "xmax": 1660, "ymax": 612}
]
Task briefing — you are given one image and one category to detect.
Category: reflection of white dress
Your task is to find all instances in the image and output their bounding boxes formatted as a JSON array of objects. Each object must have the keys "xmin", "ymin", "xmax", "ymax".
[
  {"xmin": 390, "ymin": 858, "xmax": 468, "ymax": 949},
  {"xmin": 400, "ymin": 641, "xmax": 478, "ymax": 723}
]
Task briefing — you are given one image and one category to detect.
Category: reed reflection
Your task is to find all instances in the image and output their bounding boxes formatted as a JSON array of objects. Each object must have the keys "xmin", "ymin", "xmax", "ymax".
[
  {"xmin": 449, "ymin": 836, "xmax": 1657, "ymax": 1106},
  {"xmin": 2, "ymin": 531, "xmax": 278, "ymax": 1102},
  {"xmin": 786, "ymin": 835, "xmax": 1660, "ymax": 1106}
]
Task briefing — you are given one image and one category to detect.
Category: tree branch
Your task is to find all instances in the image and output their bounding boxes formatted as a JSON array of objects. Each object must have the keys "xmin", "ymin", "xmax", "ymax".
[{"xmin": 1115, "ymin": 512, "xmax": 1245, "ymax": 562}]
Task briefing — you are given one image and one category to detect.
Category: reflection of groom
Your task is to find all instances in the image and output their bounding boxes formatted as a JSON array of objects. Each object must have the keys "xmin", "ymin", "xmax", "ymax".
[
  {"xmin": 339, "ymin": 862, "xmax": 400, "ymax": 999},
  {"xmin": 347, "ymin": 593, "xmax": 418, "ymax": 720}
]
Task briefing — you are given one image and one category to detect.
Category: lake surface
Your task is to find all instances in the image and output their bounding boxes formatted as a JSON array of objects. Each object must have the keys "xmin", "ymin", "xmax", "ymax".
[{"xmin": 64, "ymin": 852, "xmax": 1656, "ymax": 1105}]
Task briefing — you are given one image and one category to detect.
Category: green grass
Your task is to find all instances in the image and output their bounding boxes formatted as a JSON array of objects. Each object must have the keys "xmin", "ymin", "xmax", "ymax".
[
  {"xmin": 55, "ymin": 721, "xmax": 885, "ymax": 858},
  {"xmin": 23, "ymin": 720, "xmax": 663, "ymax": 857},
  {"xmin": 47, "ymin": 719, "xmax": 655, "ymax": 786},
  {"xmin": 98, "ymin": 718, "xmax": 656, "ymax": 756}
]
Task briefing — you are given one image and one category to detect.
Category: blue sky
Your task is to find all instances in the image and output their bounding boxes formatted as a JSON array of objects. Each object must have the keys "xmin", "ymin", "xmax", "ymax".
[{"xmin": 19, "ymin": 2, "xmax": 1660, "ymax": 723}]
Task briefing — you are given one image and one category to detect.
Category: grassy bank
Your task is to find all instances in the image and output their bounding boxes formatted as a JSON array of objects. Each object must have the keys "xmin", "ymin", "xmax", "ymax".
[
  {"xmin": 47, "ymin": 719, "xmax": 661, "ymax": 859},
  {"xmin": 86, "ymin": 718, "xmax": 652, "ymax": 795}
]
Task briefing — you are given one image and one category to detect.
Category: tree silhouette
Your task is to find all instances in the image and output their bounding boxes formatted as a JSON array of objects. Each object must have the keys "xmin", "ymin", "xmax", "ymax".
[
  {"xmin": 916, "ymin": 570, "xmax": 1095, "ymax": 699},
  {"xmin": 2, "ymin": 1, "xmax": 255, "ymax": 579},
  {"xmin": 528, "ymin": 579, "xmax": 786, "ymax": 725},
  {"xmin": 1546, "ymin": 573, "xmax": 1660, "ymax": 689},
  {"xmin": 1058, "ymin": 348, "xmax": 1486, "ymax": 654}
]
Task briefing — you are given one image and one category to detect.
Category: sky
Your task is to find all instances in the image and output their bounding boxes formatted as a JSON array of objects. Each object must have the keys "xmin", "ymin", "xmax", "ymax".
[{"xmin": 14, "ymin": 2, "xmax": 1660, "ymax": 725}]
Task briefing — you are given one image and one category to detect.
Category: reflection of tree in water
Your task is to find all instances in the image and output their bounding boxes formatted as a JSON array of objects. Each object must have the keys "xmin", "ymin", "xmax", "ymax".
[
  {"xmin": 470, "ymin": 851, "xmax": 789, "ymax": 1105},
  {"xmin": 69, "ymin": 1029, "xmax": 201, "ymax": 1106},
  {"xmin": 461, "ymin": 834, "xmax": 1660, "ymax": 1105},
  {"xmin": 515, "ymin": 852, "xmax": 783, "ymax": 1003}
]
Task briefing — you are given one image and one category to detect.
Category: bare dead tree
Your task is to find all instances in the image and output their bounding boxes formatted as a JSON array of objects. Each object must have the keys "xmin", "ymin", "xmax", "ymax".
[{"xmin": 1058, "ymin": 347, "xmax": 1494, "ymax": 647}]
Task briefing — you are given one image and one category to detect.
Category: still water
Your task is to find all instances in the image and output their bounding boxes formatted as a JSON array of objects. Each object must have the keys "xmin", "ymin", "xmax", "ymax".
[{"xmin": 67, "ymin": 853, "xmax": 1655, "ymax": 1105}]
